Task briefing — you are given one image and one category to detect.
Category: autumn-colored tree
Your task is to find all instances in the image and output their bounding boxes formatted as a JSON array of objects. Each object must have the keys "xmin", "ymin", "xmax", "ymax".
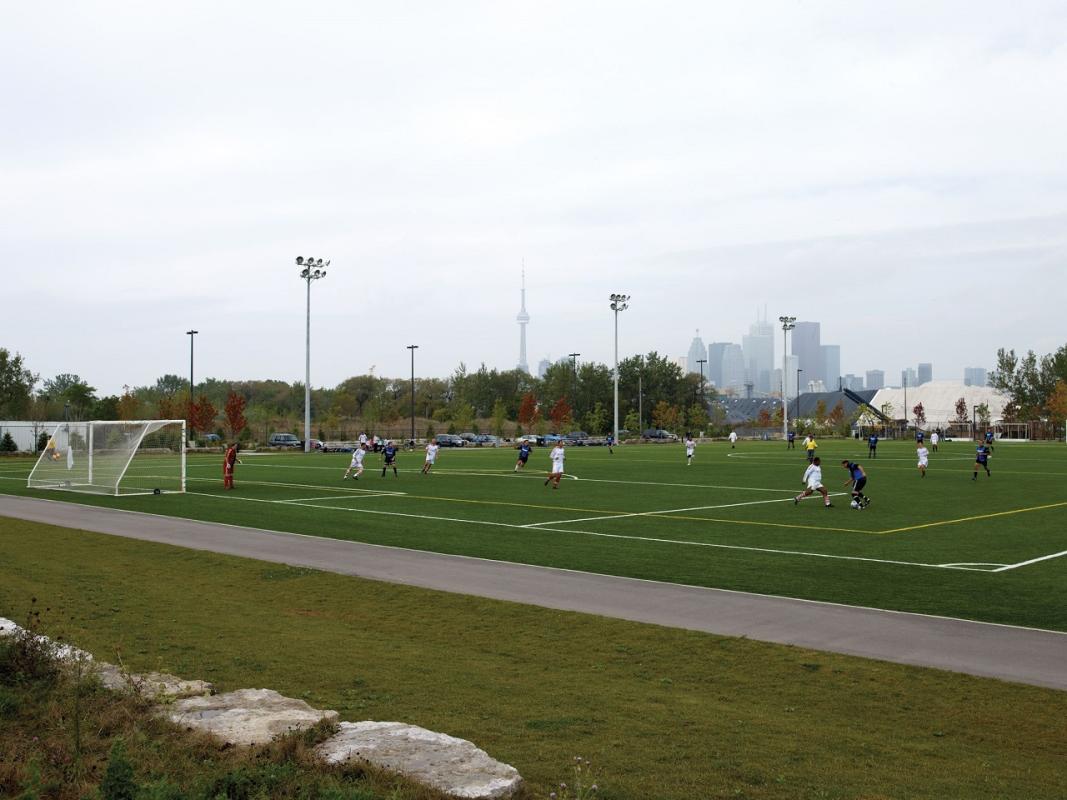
[
  {"xmin": 1046, "ymin": 380, "xmax": 1067, "ymax": 421},
  {"xmin": 913, "ymin": 402, "xmax": 927, "ymax": 428},
  {"xmin": 549, "ymin": 397, "xmax": 573, "ymax": 431},
  {"xmin": 814, "ymin": 399, "xmax": 828, "ymax": 422},
  {"xmin": 756, "ymin": 408, "xmax": 772, "ymax": 428},
  {"xmin": 117, "ymin": 387, "xmax": 141, "ymax": 421},
  {"xmin": 517, "ymin": 392, "xmax": 539, "ymax": 426},
  {"xmin": 224, "ymin": 391, "xmax": 248, "ymax": 439},
  {"xmin": 954, "ymin": 397, "xmax": 969, "ymax": 424},
  {"xmin": 651, "ymin": 400, "xmax": 681, "ymax": 432},
  {"xmin": 827, "ymin": 401, "xmax": 845, "ymax": 428},
  {"xmin": 687, "ymin": 403, "xmax": 710, "ymax": 432},
  {"xmin": 187, "ymin": 396, "xmax": 217, "ymax": 436},
  {"xmin": 157, "ymin": 394, "xmax": 181, "ymax": 420}
]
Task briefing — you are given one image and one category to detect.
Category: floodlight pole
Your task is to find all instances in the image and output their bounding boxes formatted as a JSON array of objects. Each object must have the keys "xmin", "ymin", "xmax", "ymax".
[
  {"xmin": 696, "ymin": 359, "xmax": 707, "ymax": 407},
  {"xmin": 610, "ymin": 294, "xmax": 630, "ymax": 444},
  {"xmin": 779, "ymin": 316, "xmax": 796, "ymax": 439},
  {"xmin": 186, "ymin": 330, "xmax": 198, "ymax": 440},
  {"xmin": 796, "ymin": 368, "xmax": 803, "ymax": 422},
  {"xmin": 407, "ymin": 345, "xmax": 419, "ymax": 443},
  {"xmin": 298, "ymin": 256, "xmax": 329, "ymax": 453},
  {"xmin": 568, "ymin": 353, "xmax": 581, "ymax": 409}
]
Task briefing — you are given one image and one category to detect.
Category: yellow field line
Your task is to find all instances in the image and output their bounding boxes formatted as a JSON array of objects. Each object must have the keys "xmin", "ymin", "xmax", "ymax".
[{"xmin": 878, "ymin": 501, "xmax": 1067, "ymax": 534}]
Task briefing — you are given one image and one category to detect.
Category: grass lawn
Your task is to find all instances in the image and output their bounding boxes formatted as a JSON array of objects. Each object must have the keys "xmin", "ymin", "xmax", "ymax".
[
  {"xmin": 1, "ymin": 438, "xmax": 1065, "ymax": 630},
  {"xmin": 1, "ymin": 518, "xmax": 1065, "ymax": 799}
]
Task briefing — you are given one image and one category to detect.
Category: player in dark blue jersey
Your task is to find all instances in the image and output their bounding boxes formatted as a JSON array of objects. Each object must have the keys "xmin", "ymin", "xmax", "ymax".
[
  {"xmin": 381, "ymin": 441, "xmax": 399, "ymax": 477},
  {"xmin": 841, "ymin": 460, "xmax": 870, "ymax": 508},
  {"xmin": 915, "ymin": 430, "xmax": 924, "ymax": 444},
  {"xmin": 787, "ymin": 430, "xmax": 796, "ymax": 449},
  {"xmin": 973, "ymin": 444, "xmax": 991, "ymax": 479},
  {"xmin": 867, "ymin": 433, "xmax": 878, "ymax": 458},
  {"xmin": 984, "ymin": 429, "xmax": 995, "ymax": 452},
  {"xmin": 606, "ymin": 433, "xmax": 615, "ymax": 454},
  {"xmin": 514, "ymin": 441, "xmax": 532, "ymax": 471}
]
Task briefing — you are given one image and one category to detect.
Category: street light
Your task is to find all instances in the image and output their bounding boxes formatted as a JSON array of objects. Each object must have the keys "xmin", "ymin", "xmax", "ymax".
[
  {"xmin": 779, "ymin": 316, "xmax": 796, "ymax": 439},
  {"xmin": 568, "ymin": 353, "xmax": 581, "ymax": 409},
  {"xmin": 610, "ymin": 294, "xmax": 630, "ymax": 444},
  {"xmin": 297, "ymin": 256, "xmax": 329, "ymax": 453},
  {"xmin": 696, "ymin": 358, "xmax": 707, "ymax": 408},
  {"xmin": 407, "ymin": 345, "xmax": 419, "ymax": 444},
  {"xmin": 186, "ymin": 330, "xmax": 198, "ymax": 440}
]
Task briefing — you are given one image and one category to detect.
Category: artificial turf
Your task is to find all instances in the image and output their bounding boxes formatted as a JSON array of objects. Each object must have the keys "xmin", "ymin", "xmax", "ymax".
[{"xmin": 1, "ymin": 438, "xmax": 1065, "ymax": 630}]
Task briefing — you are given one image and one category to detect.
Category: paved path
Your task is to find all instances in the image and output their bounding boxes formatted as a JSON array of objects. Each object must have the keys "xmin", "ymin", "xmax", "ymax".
[{"xmin": 2, "ymin": 494, "xmax": 1065, "ymax": 691}]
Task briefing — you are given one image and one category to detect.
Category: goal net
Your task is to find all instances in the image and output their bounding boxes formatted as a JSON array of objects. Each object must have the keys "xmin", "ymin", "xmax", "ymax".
[{"xmin": 27, "ymin": 420, "xmax": 186, "ymax": 496}]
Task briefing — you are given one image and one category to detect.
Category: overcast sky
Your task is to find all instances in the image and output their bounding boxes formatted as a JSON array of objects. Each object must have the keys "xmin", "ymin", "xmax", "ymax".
[{"xmin": 3, "ymin": 1, "xmax": 1065, "ymax": 396}]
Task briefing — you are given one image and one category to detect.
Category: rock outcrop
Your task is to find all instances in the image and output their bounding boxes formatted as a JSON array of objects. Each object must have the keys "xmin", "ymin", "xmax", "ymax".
[
  {"xmin": 95, "ymin": 663, "xmax": 214, "ymax": 699},
  {"xmin": 316, "ymin": 721, "xmax": 523, "ymax": 799},
  {"xmin": 166, "ymin": 688, "xmax": 339, "ymax": 746}
]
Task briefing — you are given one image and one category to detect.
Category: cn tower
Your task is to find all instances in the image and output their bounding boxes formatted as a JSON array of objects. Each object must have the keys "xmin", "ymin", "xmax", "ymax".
[{"xmin": 516, "ymin": 266, "xmax": 530, "ymax": 373}]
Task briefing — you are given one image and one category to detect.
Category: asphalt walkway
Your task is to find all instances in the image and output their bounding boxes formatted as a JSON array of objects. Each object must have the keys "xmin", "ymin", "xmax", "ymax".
[{"xmin": 2, "ymin": 494, "xmax": 1065, "ymax": 691}]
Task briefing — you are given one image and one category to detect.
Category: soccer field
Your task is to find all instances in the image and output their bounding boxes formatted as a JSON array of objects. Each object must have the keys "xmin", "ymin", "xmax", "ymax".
[{"xmin": 2, "ymin": 439, "xmax": 1066, "ymax": 630}]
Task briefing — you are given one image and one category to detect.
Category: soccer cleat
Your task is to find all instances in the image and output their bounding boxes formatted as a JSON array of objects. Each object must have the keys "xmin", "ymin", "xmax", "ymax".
[
  {"xmin": 794, "ymin": 497, "xmax": 799, "ymax": 505},
  {"xmin": 825, "ymin": 503, "xmax": 833, "ymax": 508}
]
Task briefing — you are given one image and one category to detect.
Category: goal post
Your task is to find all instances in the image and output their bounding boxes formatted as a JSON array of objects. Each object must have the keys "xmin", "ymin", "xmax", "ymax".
[{"xmin": 27, "ymin": 420, "xmax": 186, "ymax": 496}]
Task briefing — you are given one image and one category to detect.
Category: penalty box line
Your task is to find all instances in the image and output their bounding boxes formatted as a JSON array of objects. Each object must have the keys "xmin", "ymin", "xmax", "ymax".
[
  {"xmin": 185, "ymin": 491, "xmax": 989, "ymax": 572},
  {"xmin": 879, "ymin": 500, "xmax": 1067, "ymax": 535}
]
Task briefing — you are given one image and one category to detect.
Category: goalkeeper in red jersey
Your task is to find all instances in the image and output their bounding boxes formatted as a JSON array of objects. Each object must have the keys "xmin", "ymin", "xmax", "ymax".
[{"xmin": 223, "ymin": 443, "xmax": 242, "ymax": 489}]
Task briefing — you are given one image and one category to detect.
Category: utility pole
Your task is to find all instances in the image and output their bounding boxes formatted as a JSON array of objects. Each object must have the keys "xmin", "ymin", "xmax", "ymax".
[
  {"xmin": 609, "ymin": 294, "xmax": 630, "ymax": 444},
  {"xmin": 778, "ymin": 316, "xmax": 796, "ymax": 438},
  {"xmin": 186, "ymin": 330, "xmax": 198, "ymax": 440},
  {"xmin": 407, "ymin": 345, "xmax": 419, "ymax": 444},
  {"xmin": 297, "ymin": 256, "xmax": 328, "ymax": 453}
]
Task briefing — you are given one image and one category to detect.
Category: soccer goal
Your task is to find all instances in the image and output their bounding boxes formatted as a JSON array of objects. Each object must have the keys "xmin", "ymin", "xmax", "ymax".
[{"xmin": 27, "ymin": 420, "xmax": 186, "ymax": 496}]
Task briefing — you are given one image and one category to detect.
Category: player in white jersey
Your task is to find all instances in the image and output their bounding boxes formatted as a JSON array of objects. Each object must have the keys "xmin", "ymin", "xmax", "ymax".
[
  {"xmin": 343, "ymin": 443, "xmax": 367, "ymax": 480},
  {"xmin": 929, "ymin": 431, "xmax": 939, "ymax": 452},
  {"xmin": 422, "ymin": 441, "xmax": 440, "ymax": 475},
  {"xmin": 544, "ymin": 441, "xmax": 566, "ymax": 489},
  {"xmin": 684, "ymin": 436, "xmax": 696, "ymax": 466},
  {"xmin": 794, "ymin": 457, "xmax": 832, "ymax": 507},
  {"xmin": 728, "ymin": 431, "xmax": 738, "ymax": 448},
  {"xmin": 916, "ymin": 443, "xmax": 929, "ymax": 478}
]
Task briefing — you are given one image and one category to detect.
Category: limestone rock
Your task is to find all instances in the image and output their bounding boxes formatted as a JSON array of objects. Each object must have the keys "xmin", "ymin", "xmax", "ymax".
[
  {"xmin": 0, "ymin": 617, "xmax": 92, "ymax": 662},
  {"xmin": 316, "ymin": 721, "xmax": 523, "ymax": 799},
  {"xmin": 96, "ymin": 662, "xmax": 214, "ymax": 699},
  {"xmin": 166, "ymin": 688, "xmax": 338, "ymax": 746},
  {"xmin": 0, "ymin": 617, "xmax": 17, "ymax": 637}
]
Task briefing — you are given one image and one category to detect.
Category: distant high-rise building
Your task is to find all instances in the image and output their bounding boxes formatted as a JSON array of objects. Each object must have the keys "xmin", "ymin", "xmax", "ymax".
[
  {"xmin": 707, "ymin": 342, "xmax": 729, "ymax": 388},
  {"xmin": 516, "ymin": 267, "xmax": 530, "ymax": 373},
  {"xmin": 806, "ymin": 379, "xmax": 827, "ymax": 393},
  {"xmin": 792, "ymin": 322, "xmax": 822, "ymax": 386},
  {"xmin": 843, "ymin": 374, "xmax": 864, "ymax": 391},
  {"xmin": 917, "ymin": 362, "xmax": 932, "ymax": 385},
  {"xmin": 686, "ymin": 330, "xmax": 707, "ymax": 376},
  {"xmin": 743, "ymin": 311, "xmax": 775, "ymax": 394},
  {"xmin": 671, "ymin": 355, "xmax": 688, "ymax": 372},
  {"xmin": 721, "ymin": 344, "xmax": 746, "ymax": 394},
  {"xmin": 866, "ymin": 370, "xmax": 885, "ymax": 390},
  {"xmin": 964, "ymin": 367, "xmax": 988, "ymax": 387},
  {"xmin": 537, "ymin": 358, "xmax": 551, "ymax": 378},
  {"xmin": 821, "ymin": 345, "xmax": 841, "ymax": 392},
  {"xmin": 901, "ymin": 367, "xmax": 918, "ymax": 388}
]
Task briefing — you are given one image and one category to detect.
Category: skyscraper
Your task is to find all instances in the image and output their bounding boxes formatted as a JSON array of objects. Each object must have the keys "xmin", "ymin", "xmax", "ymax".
[
  {"xmin": 964, "ymin": 367, "xmax": 988, "ymax": 387},
  {"xmin": 784, "ymin": 355, "xmax": 800, "ymax": 400},
  {"xmin": 843, "ymin": 374, "xmax": 864, "ymax": 391},
  {"xmin": 720, "ymin": 344, "xmax": 746, "ymax": 394},
  {"xmin": 516, "ymin": 267, "xmax": 530, "ymax": 373},
  {"xmin": 865, "ymin": 370, "xmax": 885, "ymax": 390},
  {"xmin": 686, "ymin": 330, "xmax": 707, "ymax": 376},
  {"xmin": 792, "ymin": 322, "xmax": 822, "ymax": 387},
  {"xmin": 821, "ymin": 345, "xmax": 841, "ymax": 392},
  {"xmin": 707, "ymin": 342, "xmax": 728, "ymax": 388},
  {"xmin": 917, "ymin": 363, "xmax": 933, "ymax": 385},
  {"xmin": 742, "ymin": 311, "xmax": 775, "ymax": 394},
  {"xmin": 901, "ymin": 367, "xmax": 918, "ymax": 388}
]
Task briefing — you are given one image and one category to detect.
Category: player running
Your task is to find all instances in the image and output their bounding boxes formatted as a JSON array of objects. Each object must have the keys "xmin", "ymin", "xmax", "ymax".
[
  {"xmin": 728, "ymin": 430, "xmax": 738, "ymax": 449},
  {"xmin": 381, "ymin": 440, "xmax": 399, "ymax": 478},
  {"xmin": 544, "ymin": 440, "xmax": 566, "ymax": 489},
  {"xmin": 794, "ymin": 457, "xmax": 832, "ymax": 507},
  {"xmin": 514, "ymin": 440, "xmax": 533, "ymax": 471},
  {"xmin": 973, "ymin": 443, "xmax": 991, "ymax": 480},
  {"xmin": 422, "ymin": 440, "xmax": 439, "ymax": 475},
  {"xmin": 805, "ymin": 434, "xmax": 818, "ymax": 464},
  {"xmin": 984, "ymin": 429, "xmax": 995, "ymax": 453},
  {"xmin": 606, "ymin": 433, "xmax": 615, "ymax": 454},
  {"xmin": 841, "ymin": 460, "xmax": 870, "ymax": 508},
  {"xmin": 916, "ymin": 442, "xmax": 929, "ymax": 478},
  {"xmin": 930, "ymin": 431, "xmax": 940, "ymax": 452},
  {"xmin": 867, "ymin": 433, "xmax": 878, "ymax": 458},
  {"xmin": 343, "ymin": 443, "xmax": 367, "ymax": 480},
  {"xmin": 684, "ymin": 435, "xmax": 696, "ymax": 465},
  {"xmin": 223, "ymin": 443, "xmax": 242, "ymax": 490}
]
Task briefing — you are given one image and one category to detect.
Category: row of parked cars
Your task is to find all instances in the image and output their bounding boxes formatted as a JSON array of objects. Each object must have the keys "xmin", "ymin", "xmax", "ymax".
[{"xmin": 267, "ymin": 429, "xmax": 679, "ymax": 451}]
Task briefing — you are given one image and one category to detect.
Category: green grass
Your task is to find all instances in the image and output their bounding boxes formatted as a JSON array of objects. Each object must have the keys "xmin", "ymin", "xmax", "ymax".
[
  {"xmin": 1, "ymin": 519, "xmax": 1065, "ymax": 799},
  {"xmin": 1, "ymin": 438, "xmax": 1066, "ymax": 629}
]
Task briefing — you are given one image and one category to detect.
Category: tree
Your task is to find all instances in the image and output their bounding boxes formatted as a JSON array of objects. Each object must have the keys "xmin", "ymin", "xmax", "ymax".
[
  {"xmin": 517, "ymin": 392, "xmax": 540, "ymax": 426},
  {"xmin": 1046, "ymin": 380, "xmax": 1067, "ymax": 422},
  {"xmin": 224, "ymin": 391, "xmax": 248, "ymax": 439},
  {"xmin": 913, "ymin": 402, "xmax": 926, "ymax": 429},
  {"xmin": 451, "ymin": 402, "xmax": 475, "ymax": 433},
  {"xmin": 42, "ymin": 373, "xmax": 96, "ymax": 418},
  {"xmin": 0, "ymin": 349, "xmax": 37, "ymax": 417},
  {"xmin": 756, "ymin": 408, "xmax": 772, "ymax": 428},
  {"xmin": 623, "ymin": 409, "xmax": 640, "ymax": 434},
  {"xmin": 976, "ymin": 403, "xmax": 991, "ymax": 428},
  {"xmin": 117, "ymin": 388, "xmax": 141, "ymax": 420},
  {"xmin": 188, "ymin": 396, "xmax": 217, "ymax": 436},
  {"xmin": 687, "ymin": 403, "xmax": 710, "ymax": 432},
  {"xmin": 491, "ymin": 398, "xmax": 508, "ymax": 438},
  {"xmin": 814, "ymin": 399, "xmax": 828, "ymax": 423},
  {"xmin": 583, "ymin": 401, "xmax": 608, "ymax": 435},
  {"xmin": 651, "ymin": 400, "xmax": 681, "ymax": 432},
  {"xmin": 548, "ymin": 397, "xmax": 573, "ymax": 431},
  {"xmin": 954, "ymin": 397, "xmax": 969, "ymax": 425},
  {"xmin": 0, "ymin": 432, "xmax": 17, "ymax": 453}
]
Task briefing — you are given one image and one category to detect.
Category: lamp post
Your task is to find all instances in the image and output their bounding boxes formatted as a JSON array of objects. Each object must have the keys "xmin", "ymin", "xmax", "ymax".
[
  {"xmin": 973, "ymin": 404, "xmax": 979, "ymax": 441},
  {"xmin": 778, "ymin": 316, "xmax": 796, "ymax": 439},
  {"xmin": 297, "ymin": 256, "xmax": 329, "ymax": 453},
  {"xmin": 796, "ymin": 368, "xmax": 803, "ymax": 423},
  {"xmin": 568, "ymin": 353, "xmax": 581, "ymax": 411},
  {"xmin": 609, "ymin": 294, "xmax": 630, "ymax": 444},
  {"xmin": 186, "ymin": 330, "xmax": 198, "ymax": 439},
  {"xmin": 407, "ymin": 345, "xmax": 419, "ymax": 444},
  {"xmin": 696, "ymin": 358, "xmax": 707, "ymax": 407}
]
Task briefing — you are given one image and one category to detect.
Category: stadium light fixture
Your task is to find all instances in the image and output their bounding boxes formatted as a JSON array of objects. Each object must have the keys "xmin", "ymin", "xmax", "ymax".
[
  {"xmin": 407, "ymin": 345, "xmax": 419, "ymax": 444},
  {"xmin": 779, "ymin": 316, "xmax": 796, "ymax": 439},
  {"xmin": 569, "ymin": 353, "xmax": 581, "ymax": 408},
  {"xmin": 696, "ymin": 359, "xmax": 707, "ymax": 409},
  {"xmin": 298, "ymin": 256, "xmax": 329, "ymax": 453},
  {"xmin": 610, "ymin": 294, "xmax": 630, "ymax": 444}
]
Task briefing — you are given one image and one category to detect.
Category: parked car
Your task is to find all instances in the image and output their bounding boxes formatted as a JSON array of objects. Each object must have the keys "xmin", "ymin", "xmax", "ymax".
[
  {"xmin": 203, "ymin": 433, "xmax": 222, "ymax": 443},
  {"xmin": 300, "ymin": 439, "xmax": 324, "ymax": 451},
  {"xmin": 268, "ymin": 433, "xmax": 301, "ymax": 448},
  {"xmin": 565, "ymin": 431, "xmax": 589, "ymax": 445},
  {"xmin": 473, "ymin": 434, "xmax": 500, "ymax": 446},
  {"xmin": 516, "ymin": 435, "xmax": 539, "ymax": 445},
  {"xmin": 542, "ymin": 433, "xmax": 563, "ymax": 445},
  {"xmin": 641, "ymin": 429, "xmax": 678, "ymax": 441},
  {"xmin": 434, "ymin": 434, "xmax": 465, "ymax": 447}
]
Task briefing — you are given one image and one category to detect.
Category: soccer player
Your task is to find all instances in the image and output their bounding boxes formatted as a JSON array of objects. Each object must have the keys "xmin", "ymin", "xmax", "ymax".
[
  {"xmin": 841, "ymin": 460, "xmax": 870, "ymax": 508},
  {"xmin": 343, "ymin": 443, "xmax": 367, "ymax": 480},
  {"xmin": 223, "ymin": 443, "xmax": 242, "ymax": 490},
  {"xmin": 805, "ymin": 435, "xmax": 818, "ymax": 464},
  {"xmin": 973, "ymin": 443, "xmax": 991, "ymax": 480},
  {"xmin": 984, "ymin": 429, "xmax": 995, "ymax": 453},
  {"xmin": 544, "ymin": 440, "xmax": 566, "ymax": 489},
  {"xmin": 606, "ymin": 432, "xmax": 615, "ymax": 454},
  {"xmin": 930, "ymin": 431, "xmax": 940, "ymax": 452},
  {"xmin": 728, "ymin": 430, "xmax": 738, "ymax": 448},
  {"xmin": 381, "ymin": 440, "xmax": 399, "ymax": 478},
  {"xmin": 916, "ymin": 429, "xmax": 925, "ymax": 445},
  {"xmin": 794, "ymin": 456, "xmax": 832, "ymax": 507},
  {"xmin": 422, "ymin": 440, "xmax": 439, "ymax": 475},
  {"xmin": 684, "ymin": 435, "xmax": 696, "ymax": 466},
  {"xmin": 514, "ymin": 440, "xmax": 532, "ymax": 471},
  {"xmin": 787, "ymin": 430, "xmax": 796, "ymax": 449},
  {"xmin": 916, "ymin": 442, "xmax": 929, "ymax": 478},
  {"xmin": 867, "ymin": 433, "xmax": 878, "ymax": 458}
]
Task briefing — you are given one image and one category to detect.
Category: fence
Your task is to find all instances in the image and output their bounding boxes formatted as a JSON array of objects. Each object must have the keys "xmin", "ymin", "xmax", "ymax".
[{"xmin": 0, "ymin": 421, "xmax": 66, "ymax": 453}]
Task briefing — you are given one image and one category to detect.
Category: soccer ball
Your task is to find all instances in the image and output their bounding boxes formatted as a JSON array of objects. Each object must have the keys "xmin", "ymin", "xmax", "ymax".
[{"xmin": 850, "ymin": 500, "xmax": 860, "ymax": 509}]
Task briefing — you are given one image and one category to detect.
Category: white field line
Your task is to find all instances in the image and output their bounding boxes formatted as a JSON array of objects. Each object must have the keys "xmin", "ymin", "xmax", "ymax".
[
  {"xmin": 278, "ymin": 493, "xmax": 400, "ymax": 503},
  {"xmin": 523, "ymin": 493, "xmax": 850, "ymax": 527},
  {"xmin": 183, "ymin": 491, "xmax": 989, "ymax": 573},
  {"xmin": 182, "ymin": 475, "xmax": 405, "ymax": 496},
  {"xmin": 993, "ymin": 549, "xmax": 1067, "ymax": 572}
]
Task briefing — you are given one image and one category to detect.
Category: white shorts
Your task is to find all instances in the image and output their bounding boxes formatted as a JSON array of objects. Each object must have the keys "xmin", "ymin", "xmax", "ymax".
[
  {"xmin": 351, "ymin": 456, "xmax": 364, "ymax": 468},
  {"xmin": 686, "ymin": 448, "xmax": 694, "ymax": 456},
  {"xmin": 551, "ymin": 461, "xmax": 564, "ymax": 473},
  {"xmin": 918, "ymin": 459, "xmax": 928, "ymax": 467},
  {"xmin": 807, "ymin": 481, "xmax": 824, "ymax": 491},
  {"xmin": 425, "ymin": 456, "xmax": 436, "ymax": 464}
]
